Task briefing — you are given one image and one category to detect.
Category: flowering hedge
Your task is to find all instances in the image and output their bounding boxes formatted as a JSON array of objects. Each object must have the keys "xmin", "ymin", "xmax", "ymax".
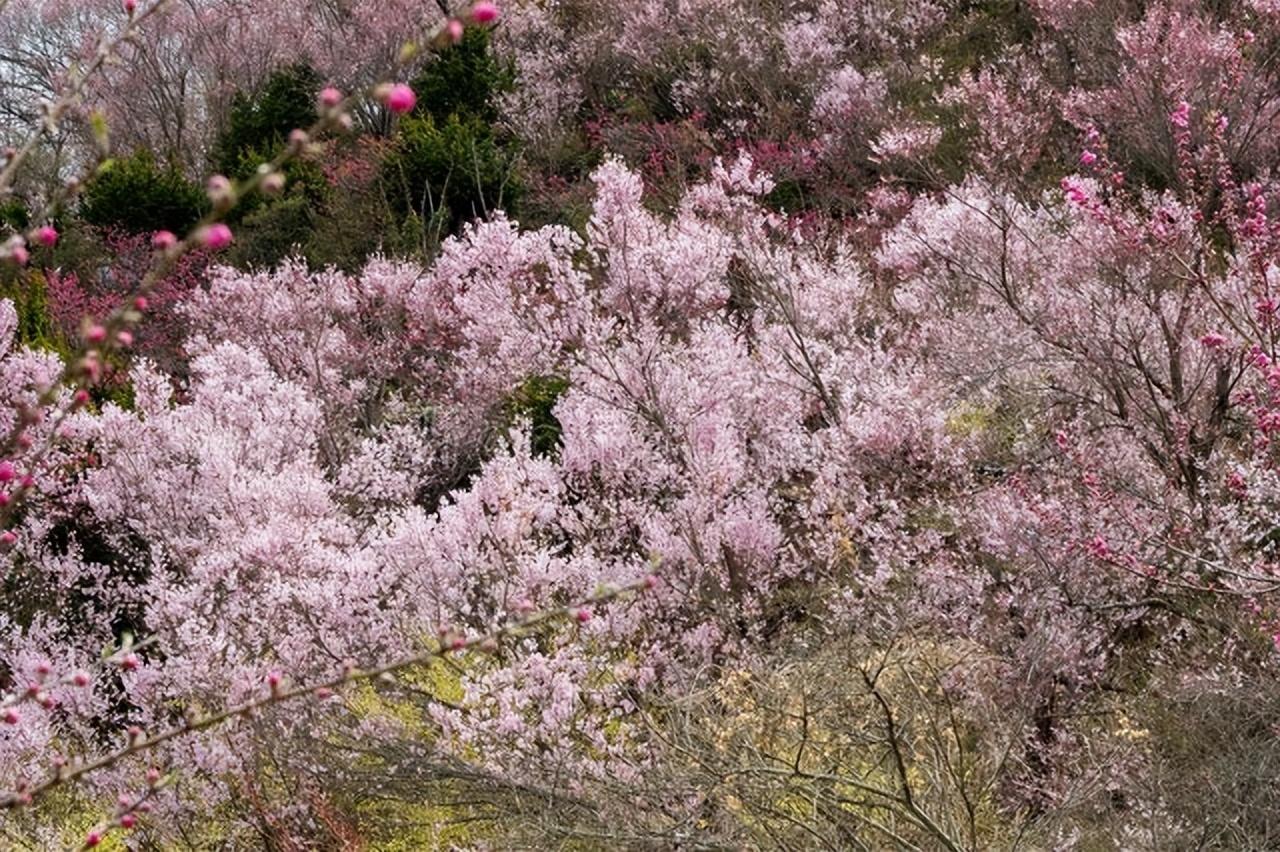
[{"xmin": 2, "ymin": 0, "xmax": 1280, "ymax": 847}]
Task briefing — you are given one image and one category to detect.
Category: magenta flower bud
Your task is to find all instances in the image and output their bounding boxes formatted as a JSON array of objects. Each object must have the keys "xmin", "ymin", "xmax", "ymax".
[
  {"xmin": 151, "ymin": 230, "xmax": 176, "ymax": 250},
  {"xmin": 384, "ymin": 83, "xmax": 417, "ymax": 115},
  {"xmin": 198, "ymin": 223, "xmax": 233, "ymax": 250},
  {"xmin": 1080, "ymin": 150, "xmax": 1097, "ymax": 166},
  {"xmin": 35, "ymin": 661, "xmax": 51, "ymax": 677},
  {"xmin": 574, "ymin": 607, "xmax": 592, "ymax": 624},
  {"xmin": 146, "ymin": 767, "xmax": 162, "ymax": 786},
  {"xmin": 2, "ymin": 531, "xmax": 18, "ymax": 547},
  {"xmin": 120, "ymin": 813, "xmax": 137, "ymax": 829},
  {"xmin": 34, "ymin": 226, "xmax": 58, "ymax": 247},
  {"xmin": 120, "ymin": 652, "xmax": 140, "ymax": 671},
  {"xmin": 447, "ymin": 19, "xmax": 465, "ymax": 43},
  {"xmin": 134, "ymin": 295, "xmax": 149, "ymax": 311},
  {"xmin": 85, "ymin": 324, "xmax": 108, "ymax": 344},
  {"xmin": 471, "ymin": 2, "xmax": 499, "ymax": 24},
  {"xmin": 122, "ymin": 0, "xmax": 136, "ymax": 13},
  {"xmin": 9, "ymin": 244, "xmax": 28, "ymax": 266},
  {"xmin": 643, "ymin": 574, "xmax": 659, "ymax": 590},
  {"xmin": 72, "ymin": 671, "xmax": 90, "ymax": 687},
  {"xmin": 84, "ymin": 830, "xmax": 102, "ymax": 848},
  {"xmin": 117, "ymin": 330, "xmax": 134, "ymax": 347},
  {"xmin": 319, "ymin": 87, "xmax": 342, "ymax": 108},
  {"xmin": 2, "ymin": 708, "xmax": 19, "ymax": 725},
  {"xmin": 0, "ymin": 461, "xmax": 14, "ymax": 483}
]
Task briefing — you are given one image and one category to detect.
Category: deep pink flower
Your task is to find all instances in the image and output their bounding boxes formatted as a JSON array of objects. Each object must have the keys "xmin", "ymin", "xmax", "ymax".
[
  {"xmin": 471, "ymin": 2, "xmax": 500, "ymax": 24},
  {"xmin": 199, "ymin": 223, "xmax": 234, "ymax": 250},
  {"xmin": 384, "ymin": 84, "xmax": 417, "ymax": 114},
  {"xmin": 35, "ymin": 225, "xmax": 58, "ymax": 247},
  {"xmin": 319, "ymin": 87, "xmax": 342, "ymax": 108},
  {"xmin": 1200, "ymin": 332, "xmax": 1227, "ymax": 348}
]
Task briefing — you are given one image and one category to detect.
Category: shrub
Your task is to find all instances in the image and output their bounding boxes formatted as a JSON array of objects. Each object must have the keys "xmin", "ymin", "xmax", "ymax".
[
  {"xmin": 380, "ymin": 113, "xmax": 521, "ymax": 240},
  {"xmin": 214, "ymin": 64, "xmax": 322, "ymax": 178},
  {"xmin": 79, "ymin": 150, "xmax": 208, "ymax": 234}
]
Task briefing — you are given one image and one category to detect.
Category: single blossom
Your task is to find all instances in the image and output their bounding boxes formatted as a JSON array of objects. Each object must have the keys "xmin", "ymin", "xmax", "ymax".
[
  {"xmin": 384, "ymin": 83, "xmax": 417, "ymax": 114},
  {"xmin": 34, "ymin": 225, "xmax": 58, "ymax": 247},
  {"xmin": 198, "ymin": 223, "xmax": 234, "ymax": 250},
  {"xmin": 319, "ymin": 86, "xmax": 343, "ymax": 108},
  {"xmin": 471, "ymin": 2, "xmax": 500, "ymax": 24}
]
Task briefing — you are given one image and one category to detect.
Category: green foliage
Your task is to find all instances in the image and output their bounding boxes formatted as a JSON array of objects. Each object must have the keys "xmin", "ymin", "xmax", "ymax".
[
  {"xmin": 225, "ymin": 194, "xmax": 315, "ymax": 269},
  {"xmin": 505, "ymin": 375, "xmax": 570, "ymax": 458},
  {"xmin": 934, "ymin": 0, "xmax": 1039, "ymax": 75},
  {"xmin": 0, "ymin": 198, "xmax": 29, "ymax": 231},
  {"xmin": 0, "ymin": 269, "xmax": 69, "ymax": 356},
  {"xmin": 377, "ymin": 28, "xmax": 521, "ymax": 245},
  {"xmin": 382, "ymin": 113, "xmax": 521, "ymax": 237},
  {"xmin": 301, "ymin": 184, "xmax": 391, "ymax": 272},
  {"xmin": 209, "ymin": 64, "xmax": 341, "ymax": 263},
  {"xmin": 79, "ymin": 149, "xmax": 207, "ymax": 234},
  {"xmin": 214, "ymin": 64, "xmax": 321, "ymax": 178},
  {"xmin": 411, "ymin": 27, "xmax": 514, "ymax": 124}
]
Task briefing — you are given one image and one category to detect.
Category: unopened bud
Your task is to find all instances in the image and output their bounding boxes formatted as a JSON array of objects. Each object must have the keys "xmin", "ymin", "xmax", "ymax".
[
  {"xmin": 206, "ymin": 174, "xmax": 234, "ymax": 207},
  {"xmin": 260, "ymin": 171, "xmax": 286, "ymax": 195}
]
